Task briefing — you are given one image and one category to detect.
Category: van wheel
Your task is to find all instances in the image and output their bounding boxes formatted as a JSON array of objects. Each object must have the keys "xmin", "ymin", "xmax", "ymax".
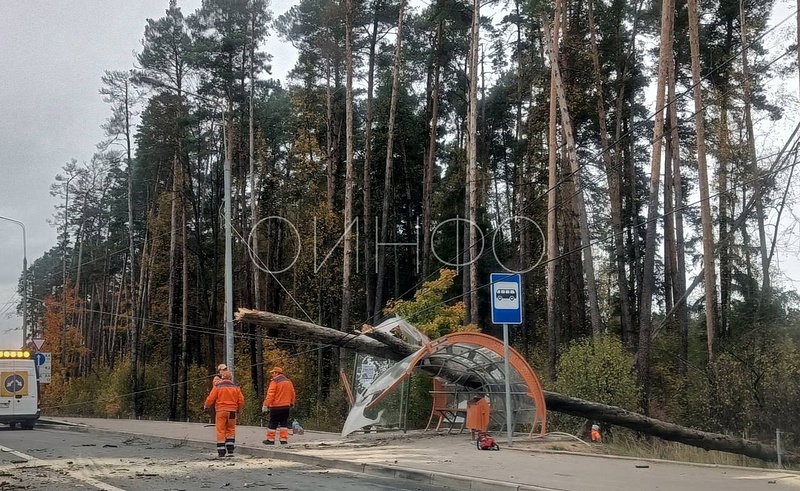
[
  {"xmin": 21, "ymin": 422, "xmax": 34, "ymax": 430},
  {"xmin": 8, "ymin": 422, "xmax": 17, "ymax": 429}
]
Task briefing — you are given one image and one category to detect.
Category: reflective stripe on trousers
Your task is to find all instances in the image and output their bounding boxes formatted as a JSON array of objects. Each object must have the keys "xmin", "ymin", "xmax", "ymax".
[
  {"xmin": 215, "ymin": 410, "xmax": 236, "ymax": 444},
  {"xmin": 264, "ymin": 428, "xmax": 289, "ymax": 443}
]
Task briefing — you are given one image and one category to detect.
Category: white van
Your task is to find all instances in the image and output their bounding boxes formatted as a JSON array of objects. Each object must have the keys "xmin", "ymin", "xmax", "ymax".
[{"xmin": 0, "ymin": 351, "xmax": 39, "ymax": 429}]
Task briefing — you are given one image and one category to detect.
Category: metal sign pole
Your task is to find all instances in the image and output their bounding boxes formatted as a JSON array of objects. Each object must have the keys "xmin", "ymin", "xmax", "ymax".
[
  {"xmin": 491, "ymin": 272, "xmax": 521, "ymax": 448},
  {"xmin": 503, "ymin": 323, "xmax": 513, "ymax": 446}
]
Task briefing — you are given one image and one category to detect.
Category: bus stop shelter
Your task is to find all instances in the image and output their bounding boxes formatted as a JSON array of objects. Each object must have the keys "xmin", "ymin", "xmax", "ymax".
[{"xmin": 342, "ymin": 330, "xmax": 547, "ymax": 437}]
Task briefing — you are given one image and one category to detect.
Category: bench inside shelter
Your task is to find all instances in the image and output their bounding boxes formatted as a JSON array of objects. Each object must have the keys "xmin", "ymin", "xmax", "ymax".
[{"xmin": 426, "ymin": 379, "xmax": 470, "ymax": 433}]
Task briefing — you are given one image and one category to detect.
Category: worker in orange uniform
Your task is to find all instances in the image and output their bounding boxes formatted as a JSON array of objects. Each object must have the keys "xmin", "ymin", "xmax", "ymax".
[
  {"xmin": 208, "ymin": 363, "xmax": 228, "ymax": 422},
  {"xmin": 466, "ymin": 393, "xmax": 490, "ymax": 440},
  {"xmin": 262, "ymin": 367, "xmax": 296, "ymax": 445},
  {"xmin": 204, "ymin": 369, "xmax": 245, "ymax": 457},
  {"xmin": 591, "ymin": 424, "xmax": 601, "ymax": 443},
  {"xmin": 212, "ymin": 363, "xmax": 227, "ymax": 387}
]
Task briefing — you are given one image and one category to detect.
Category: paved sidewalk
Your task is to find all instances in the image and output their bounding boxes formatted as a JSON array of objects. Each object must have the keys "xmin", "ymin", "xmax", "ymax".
[{"xmin": 48, "ymin": 417, "xmax": 799, "ymax": 491}]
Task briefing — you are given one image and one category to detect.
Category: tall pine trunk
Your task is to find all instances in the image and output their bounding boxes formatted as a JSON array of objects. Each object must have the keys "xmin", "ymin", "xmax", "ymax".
[
  {"xmin": 466, "ymin": 0, "xmax": 480, "ymax": 325},
  {"xmin": 375, "ymin": 0, "xmax": 407, "ymax": 317},
  {"xmin": 363, "ymin": 5, "xmax": 380, "ymax": 319},
  {"xmin": 588, "ymin": 0, "xmax": 634, "ymax": 347},
  {"xmin": 637, "ymin": 0, "xmax": 673, "ymax": 409},
  {"xmin": 546, "ymin": 0, "xmax": 563, "ymax": 381},
  {"xmin": 167, "ymin": 153, "xmax": 179, "ymax": 420},
  {"xmin": 667, "ymin": 56, "xmax": 689, "ymax": 373},
  {"xmin": 341, "ymin": 0, "xmax": 356, "ymax": 370},
  {"xmin": 325, "ymin": 60, "xmax": 336, "ymax": 211},
  {"xmin": 739, "ymin": 1, "xmax": 771, "ymax": 295},
  {"xmin": 717, "ymin": 100, "xmax": 731, "ymax": 336},
  {"xmin": 180, "ymin": 191, "xmax": 188, "ymax": 421},
  {"xmin": 423, "ymin": 19, "xmax": 443, "ymax": 280},
  {"xmin": 248, "ymin": 19, "xmax": 264, "ymax": 398},
  {"xmin": 688, "ymin": 0, "xmax": 718, "ymax": 361},
  {"xmin": 543, "ymin": 16, "xmax": 603, "ymax": 338},
  {"xmin": 127, "ymin": 94, "xmax": 140, "ymax": 417}
]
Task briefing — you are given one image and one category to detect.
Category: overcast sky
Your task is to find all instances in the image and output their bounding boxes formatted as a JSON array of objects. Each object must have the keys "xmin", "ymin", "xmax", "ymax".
[{"xmin": 0, "ymin": 0, "xmax": 297, "ymax": 347}]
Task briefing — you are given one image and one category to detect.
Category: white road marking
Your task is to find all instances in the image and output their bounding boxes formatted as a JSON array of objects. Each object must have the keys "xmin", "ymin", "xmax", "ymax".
[
  {"xmin": 0, "ymin": 443, "xmax": 32, "ymax": 461},
  {"xmin": 0, "ymin": 443, "xmax": 127, "ymax": 491}
]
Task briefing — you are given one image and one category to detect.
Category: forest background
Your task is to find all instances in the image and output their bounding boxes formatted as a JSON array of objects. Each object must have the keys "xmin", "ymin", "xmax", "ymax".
[{"xmin": 8, "ymin": 0, "xmax": 800, "ymax": 460}]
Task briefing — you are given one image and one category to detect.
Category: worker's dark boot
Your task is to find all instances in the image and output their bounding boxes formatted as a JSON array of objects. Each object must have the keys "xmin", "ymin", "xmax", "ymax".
[
  {"xmin": 262, "ymin": 439, "xmax": 275, "ymax": 445},
  {"xmin": 226, "ymin": 438, "xmax": 235, "ymax": 455},
  {"xmin": 217, "ymin": 444, "xmax": 226, "ymax": 457}
]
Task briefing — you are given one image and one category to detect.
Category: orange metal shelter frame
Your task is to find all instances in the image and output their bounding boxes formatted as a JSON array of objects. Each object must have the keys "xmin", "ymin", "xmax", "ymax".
[{"xmin": 362, "ymin": 331, "xmax": 547, "ymax": 436}]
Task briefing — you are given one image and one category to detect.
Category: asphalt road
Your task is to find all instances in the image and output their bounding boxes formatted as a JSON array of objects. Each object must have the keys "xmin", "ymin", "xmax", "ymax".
[{"xmin": 0, "ymin": 426, "xmax": 449, "ymax": 491}]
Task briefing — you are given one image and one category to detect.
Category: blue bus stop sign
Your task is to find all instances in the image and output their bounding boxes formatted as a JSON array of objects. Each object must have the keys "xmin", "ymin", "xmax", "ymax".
[{"xmin": 490, "ymin": 273, "xmax": 522, "ymax": 325}]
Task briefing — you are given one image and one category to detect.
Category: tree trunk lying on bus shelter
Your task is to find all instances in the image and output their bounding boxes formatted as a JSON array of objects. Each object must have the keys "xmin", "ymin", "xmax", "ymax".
[{"xmin": 236, "ymin": 308, "xmax": 795, "ymax": 464}]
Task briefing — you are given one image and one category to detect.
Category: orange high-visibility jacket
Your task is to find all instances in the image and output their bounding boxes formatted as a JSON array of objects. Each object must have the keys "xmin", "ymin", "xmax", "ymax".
[
  {"xmin": 264, "ymin": 374, "xmax": 296, "ymax": 409},
  {"xmin": 205, "ymin": 380, "xmax": 245, "ymax": 412}
]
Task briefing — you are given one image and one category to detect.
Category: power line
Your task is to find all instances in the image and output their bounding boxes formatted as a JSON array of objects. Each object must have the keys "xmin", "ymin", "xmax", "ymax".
[
  {"xmin": 375, "ymin": 6, "xmax": 800, "ymax": 324},
  {"xmin": 35, "ymin": 5, "xmax": 800, "ymax": 413}
]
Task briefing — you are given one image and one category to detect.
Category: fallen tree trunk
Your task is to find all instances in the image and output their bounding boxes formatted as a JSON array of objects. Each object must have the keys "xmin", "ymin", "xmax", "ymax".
[
  {"xmin": 359, "ymin": 324, "xmax": 421, "ymax": 357},
  {"xmin": 543, "ymin": 391, "xmax": 795, "ymax": 463},
  {"xmin": 236, "ymin": 309, "xmax": 406, "ymax": 361},
  {"xmin": 236, "ymin": 308, "xmax": 795, "ymax": 463}
]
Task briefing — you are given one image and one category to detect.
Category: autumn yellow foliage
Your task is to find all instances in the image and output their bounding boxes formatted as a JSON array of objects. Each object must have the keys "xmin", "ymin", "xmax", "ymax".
[{"xmin": 383, "ymin": 269, "xmax": 478, "ymax": 338}]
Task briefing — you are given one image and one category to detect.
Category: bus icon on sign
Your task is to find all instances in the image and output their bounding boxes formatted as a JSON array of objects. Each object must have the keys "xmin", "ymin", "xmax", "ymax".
[
  {"xmin": 492, "ymin": 281, "xmax": 520, "ymax": 310},
  {"xmin": 491, "ymin": 273, "xmax": 523, "ymax": 324},
  {"xmin": 495, "ymin": 289, "xmax": 517, "ymax": 302}
]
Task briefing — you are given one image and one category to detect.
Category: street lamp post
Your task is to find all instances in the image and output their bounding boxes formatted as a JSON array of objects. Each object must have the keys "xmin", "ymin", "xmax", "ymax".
[
  {"xmin": 137, "ymin": 75, "xmax": 235, "ymax": 373},
  {"xmin": 0, "ymin": 216, "xmax": 27, "ymax": 348}
]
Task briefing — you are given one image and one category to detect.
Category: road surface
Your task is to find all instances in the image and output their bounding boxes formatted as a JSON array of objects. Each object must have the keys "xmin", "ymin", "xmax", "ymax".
[{"xmin": 0, "ymin": 426, "xmax": 448, "ymax": 490}]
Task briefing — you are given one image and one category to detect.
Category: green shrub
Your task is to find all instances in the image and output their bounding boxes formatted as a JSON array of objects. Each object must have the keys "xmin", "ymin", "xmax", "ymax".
[
  {"xmin": 701, "ymin": 335, "xmax": 800, "ymax": 446},
  {"xmin": 552, "ymin": 336, "xmax": 640, "ymax": 433},
  {"xmin": 59, "ymin": 374, "xmax": 103, "ymax": 417},
  {"xmin": 97, "ymin": 361, "xmax": 133, "ymax": 417},
  {"xmin": 187, "ymin": 364, "xmax": 213, "ymax": 422},
  {"xmin": 301, "ymin": 384, "xmax": 348, "ymax": 432}
]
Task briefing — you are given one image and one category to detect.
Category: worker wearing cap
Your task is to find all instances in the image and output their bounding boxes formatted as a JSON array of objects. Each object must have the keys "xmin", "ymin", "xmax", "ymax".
[
  {"xmin": 204, "ymin": 369, "xmax": 245, "ymax": 457},
  {"xmin": 591, "ymin": 424, "xmax": 601, "ymax": 443},
  {"xmin": 212, "ymin": 363, "xmax": 228, "ymax": 387},
  {"xmin": 262, "ymin": 367, "xmax": 296, "ymax": 445}
]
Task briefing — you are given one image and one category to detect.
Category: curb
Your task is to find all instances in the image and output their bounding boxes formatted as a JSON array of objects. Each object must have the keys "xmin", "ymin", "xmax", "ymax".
[
  {"xmin": 56, "ymin": 424, "xmax": 555, "ymax": 491},
  {"xmin": 506, "ymin": 445, "xmax": 796, "ymax": 475},
  {"xmin": 38, "ymin": 417, "xmax": 87, "ymax": 428}
]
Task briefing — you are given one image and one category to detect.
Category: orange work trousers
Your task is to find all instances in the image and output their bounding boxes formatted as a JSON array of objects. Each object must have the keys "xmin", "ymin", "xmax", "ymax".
[{"xmin": 215, "ymin": 409, "xmax": 237, "ymax": 443}]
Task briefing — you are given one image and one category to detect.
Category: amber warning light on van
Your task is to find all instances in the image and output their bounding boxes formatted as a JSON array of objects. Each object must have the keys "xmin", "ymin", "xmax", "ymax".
[{"xmin": 0, "ymin": 351, "xmax": 31, "ymax": 359}]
